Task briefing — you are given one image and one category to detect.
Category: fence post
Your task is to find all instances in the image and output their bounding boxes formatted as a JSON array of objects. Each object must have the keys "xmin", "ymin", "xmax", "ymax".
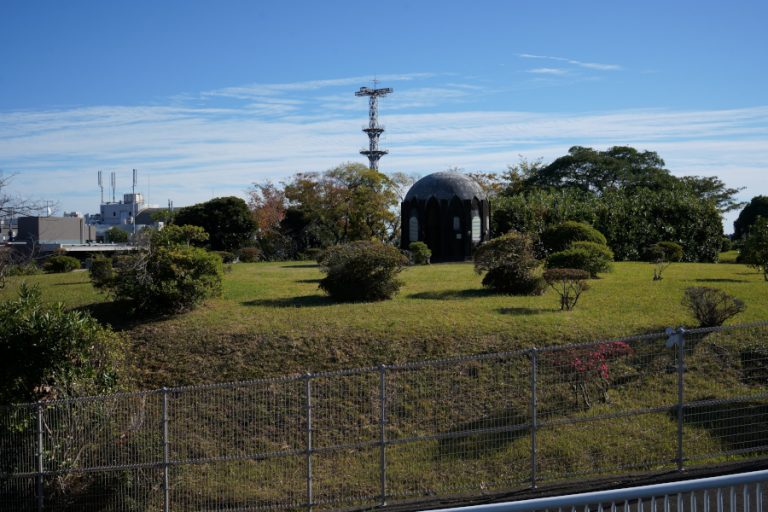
[
  {"xmin": 379, "ymin": 364, "xmax": 387, "ymax": 506},
  {"xmin": 530, "ymin": 348, "xmax": 538, "ymax": 489},
  {"xmin": 162, "ymin": 388, "xmax": 170, "ymax": 512},
  {"xmin": 676, "ymin": 329, "xmax": 686, "ymax": 472},
  {"xmin": 35, "ymin": 402, "xmax": 44, "ymax": 512},
  {"xmin": 305, "ymin": 374, "xmax": 313, "ymax": 512}
]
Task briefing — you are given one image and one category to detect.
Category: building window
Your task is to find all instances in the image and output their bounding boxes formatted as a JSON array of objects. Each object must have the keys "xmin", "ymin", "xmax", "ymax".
[
  {"xmin": 453, "ymin": 216, "xmax": 460, "ymax": 231},
  {"xmin": 471, "ymin": 212, "xmax": 481, "ymax": 242},
  {"xmin": 409, "ymin": 215, "xmax": 419, "ymax": 242}
]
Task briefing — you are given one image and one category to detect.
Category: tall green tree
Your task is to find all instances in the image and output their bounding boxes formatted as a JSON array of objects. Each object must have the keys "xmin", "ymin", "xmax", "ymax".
[
  {"xmin": 279, "ymin": 163, "xmax": 404, "ymax": 251},
  {"xmin": 734, "ymin": 196, "xmax": 768, "ymax": 239},
  {"xmin": 174, "ymin": 196, "xmax": 256, "ymax": 252}
]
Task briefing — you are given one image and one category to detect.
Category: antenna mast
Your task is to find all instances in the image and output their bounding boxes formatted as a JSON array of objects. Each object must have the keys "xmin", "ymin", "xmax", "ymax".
[
  {"xmin": 355, "ymin": 81, "xmax": 392, "ymax": 170},
  {"xmin": 98, "ymin": 170, "xmax": 104, "ymax": 204},
  {"xmin": 110, "ymin": 172, "xmax": 116, "ymax": 203}
]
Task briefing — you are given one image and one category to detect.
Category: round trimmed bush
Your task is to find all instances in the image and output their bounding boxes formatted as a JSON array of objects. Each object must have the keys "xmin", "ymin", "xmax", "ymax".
[
  {"xmin": 43, "ymin": 255, "xmax": 81, "ymax": 273},
  {"xmin": 474, "ymin": 231, "xmax": 546, "ymax": 295},
  {"xmin": 546, "ymin": 241, "xmax": 613, "ymax": 277},
  {"xmin": 319, "ymin": 241, "xmax": 408, "ymax": 302},
  {"xmin": 238, "ymin": 247, "xmax": 262, "ymax": 263},
  {"xmin": 408, "ymin": 241, "xmax": 432, "ymax": 265},
  {"xmin": 645, "ymin": 241, "xmax": 684, "ymax": 262},
  {"xmin": 212, "ymin": 250, "xmax": 237, "ymax": 263},
  {"xmin": 541, "ymin": 221, "xmax": 607, "ymax": 253}
]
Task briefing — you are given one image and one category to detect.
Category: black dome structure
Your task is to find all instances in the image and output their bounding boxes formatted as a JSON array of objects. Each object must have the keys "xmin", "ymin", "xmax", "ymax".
[{"xmin": 401, "ymin": 171, "xmax": 491, "ymax": 262}]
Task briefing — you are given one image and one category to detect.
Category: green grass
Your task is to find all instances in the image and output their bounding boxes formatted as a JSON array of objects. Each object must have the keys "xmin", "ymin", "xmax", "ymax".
[
  {"xmin": 3, "ymin": 262, "xmax": 767, "ymax": 507},
  {"xmin": 3, "ymin": 261, "xmax": 767, "ymax": 388}
]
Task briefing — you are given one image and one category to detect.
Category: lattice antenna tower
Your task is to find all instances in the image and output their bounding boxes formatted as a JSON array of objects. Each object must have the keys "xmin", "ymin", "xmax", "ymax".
[{"xmin": 355, "ymin": 80, "xmax": 392, "ymax": 170}]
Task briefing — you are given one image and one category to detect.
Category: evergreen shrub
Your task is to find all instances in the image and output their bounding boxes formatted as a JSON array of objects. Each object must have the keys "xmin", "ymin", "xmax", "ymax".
[
  {"xmin": 43, "ymin": 255, "xmax": 81, "ymax": 273},
  {"xmin": 319, "ymin": 241, "xmax": 408, "ymax": 302},
  {"xmin": 408, "ymin": 241, "xmax": 432, "ymax": 265},
  {"xmin": 474, "ymin": 232, "xmax": 546, "ymax": 295},
  {"xmin": 541, "ymin": 221, "xmax": 608, "ymax": 253}
]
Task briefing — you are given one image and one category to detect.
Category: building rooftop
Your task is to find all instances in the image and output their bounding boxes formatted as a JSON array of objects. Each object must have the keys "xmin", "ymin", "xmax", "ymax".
[{"xmin": 404, "ymin": 171, "xmax": 487, "ymax": 202}]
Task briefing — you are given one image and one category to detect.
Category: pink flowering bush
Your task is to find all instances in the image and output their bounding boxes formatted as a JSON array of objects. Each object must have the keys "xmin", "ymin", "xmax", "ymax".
[{"xmin": 547, "ymin": 341, "xmax": 634, "ymax": 409}]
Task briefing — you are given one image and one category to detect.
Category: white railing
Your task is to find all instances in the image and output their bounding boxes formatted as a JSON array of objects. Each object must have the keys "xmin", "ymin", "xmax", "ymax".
[{"xmin": 428, "ymin": 469, "xmax": 768, "ymax": 512}]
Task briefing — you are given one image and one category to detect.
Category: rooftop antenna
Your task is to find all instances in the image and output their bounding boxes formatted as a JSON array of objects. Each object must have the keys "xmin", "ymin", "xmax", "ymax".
[
  {"xmin": 98, "ymin": 170, "xmax": 104, "ymax": 204},
  {"xmin": 355, "ymin": 79, "xmax": 392, "ymax": 170},
  {"xmin": 132, "ymin": 169, "xmax": 138, "ymax": 239},
  {"xmin": 110, "ymin": 171, "xmax": 116, "ymax": 203}
]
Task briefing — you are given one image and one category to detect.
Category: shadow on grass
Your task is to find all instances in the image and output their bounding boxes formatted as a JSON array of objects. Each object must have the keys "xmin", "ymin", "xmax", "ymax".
[
  {"xmin": 53, "ymin": 280, "xmax": 92, "ymax": 286},
  {"xmin": 281, "ymin": 264, "xmax": 319, "ymax": 269},
  {"xmin": 242, "ymin": 295, "xmax": 333, "ymax": 308},
  {"xmin": 693, "ymin": 278, "xmax": 748, "ymax": 283},
  {"xmin": 296, "ymin": 278, "xmax": 322, "ymax": 284},
  {"xmin": 78, "ymin": 301, "xmax": 147, "ymax": 330},
  {"xmin": 497, "ymin": 307, "xmax": 550, "ymax": 316},
  {"xmin": 408, "ymin": 288, "xmax": 494, "ymax": 300},
  {"xmin": 438, "ymin": 411, "xmax": 530, "ymax": 459},
  {"xmin": 674, "ymin": 400, "xmax": 768, "ymax": 454}
]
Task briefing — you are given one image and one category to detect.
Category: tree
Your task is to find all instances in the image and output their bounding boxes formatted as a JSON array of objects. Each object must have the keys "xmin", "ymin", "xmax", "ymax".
[
  {"xmin": 105, "ymin": 226, "xmax": 129, "ymax": 243},
  {"xmin": 280, "ymin": 163, "xmax": 404, "ymax": 251},
  {"xmin": 741, "ymin": 217, "xmax": 768, "ymax": 281},
  {"xmin": 174, "ymin": 196, "xmax": 257, "ymax": 252},
  {"xmin": 734, "ymin": 196, "xmax": 768, "ymax": 239},
  {"xmin": 93, "ymin": 227, "xmax": 222, "ymax": 315},
  {"xmin": 523, "ymin": 146, "xmax": 673, "ymax": 194},
  {"xmin": 0, "ymin": 173, "xmax": 51, "ymax": 286}
]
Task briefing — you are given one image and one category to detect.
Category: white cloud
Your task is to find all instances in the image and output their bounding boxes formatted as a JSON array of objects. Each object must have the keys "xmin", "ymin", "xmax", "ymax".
[
  {"xmin": 0, "ymin": 75, "xmax": 765, "ymax": 234},
  {"xmin": 519, "ymin": 53, "xmax": 622, "ymax": 71},
  {"xmin": 527, "ymin": 68, "xmax": 569, "ymax": 75}
]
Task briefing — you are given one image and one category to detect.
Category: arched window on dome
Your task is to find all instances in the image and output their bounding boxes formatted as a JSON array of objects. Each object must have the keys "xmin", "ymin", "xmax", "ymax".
[{"xmin": 409, "ymin": 214, "xmax": 419, "ymax": 242}]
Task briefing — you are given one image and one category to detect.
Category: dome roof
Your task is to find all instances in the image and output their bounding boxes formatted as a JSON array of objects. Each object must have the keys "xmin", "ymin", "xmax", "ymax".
[{"xmin": 404, "ymin": 171, "xmax": 486, "ymax": 202}]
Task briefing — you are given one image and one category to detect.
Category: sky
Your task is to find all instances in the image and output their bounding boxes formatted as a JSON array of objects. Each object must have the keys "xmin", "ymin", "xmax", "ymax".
[{"xmin": 1, "ymin": 0, "xmax": 766, "ymax": 232}]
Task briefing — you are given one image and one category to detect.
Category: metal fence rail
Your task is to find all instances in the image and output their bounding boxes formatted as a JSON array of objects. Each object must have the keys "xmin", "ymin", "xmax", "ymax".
[
  {"xmin": 1, "ymin": 322, "xmax": 767, "ymax": 511},
  {"xmin": 426, "ymin": 469, "xmax": 768, "ymax": 512}
]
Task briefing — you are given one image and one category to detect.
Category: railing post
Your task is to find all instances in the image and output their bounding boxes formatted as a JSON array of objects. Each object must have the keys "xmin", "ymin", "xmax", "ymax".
[
  {"xmin": 305, "ymin": 374, "xmax": 313, "ymax": 512},
  {"xmin": 676, "ymin": 329, "xmax": 686, "ymax": 472},
  {"xmin": 530, "ymin": 348, "xmax": 538, "ymax": 489},
  {"xmin": 35, "ymin": 402, "xmax": 44, "ymax": 512},
  {"xmin": 379, "ymin": 364, "xmax": 387, "ymax": 506},
  {"xmin": 162, "ymin": 388, "xmax": 170, "ymax": 512}
]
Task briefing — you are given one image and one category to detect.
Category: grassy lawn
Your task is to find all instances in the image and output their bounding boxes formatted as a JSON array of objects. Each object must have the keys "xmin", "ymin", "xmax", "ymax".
[{"xmin": 2, "ymin": 260, "xmax": 766, "ymax": 389}]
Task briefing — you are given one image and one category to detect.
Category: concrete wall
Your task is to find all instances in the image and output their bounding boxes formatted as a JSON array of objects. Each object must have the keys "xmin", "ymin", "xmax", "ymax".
[{"xmin": 17, "ymin": 217, "xmax": 96, "ymax": 245}]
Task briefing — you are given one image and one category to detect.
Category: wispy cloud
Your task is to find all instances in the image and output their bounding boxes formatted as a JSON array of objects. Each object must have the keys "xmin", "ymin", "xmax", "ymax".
[
  {"xmin": 527, "ymin": 67, "xmax": 569, "ymax": 75},
  {"xmin": 1, "ymin": 75, "xmax": 765, "ymax": 233},
  {"xmin": 520, "ymin": 53, "xmax": 622, "ymax": 71}
]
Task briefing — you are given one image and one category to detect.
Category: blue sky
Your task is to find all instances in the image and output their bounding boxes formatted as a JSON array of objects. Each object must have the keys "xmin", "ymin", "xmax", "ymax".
[{"xmin": 1, "ymin": 0, "xmax": 766, "ymax": 232}]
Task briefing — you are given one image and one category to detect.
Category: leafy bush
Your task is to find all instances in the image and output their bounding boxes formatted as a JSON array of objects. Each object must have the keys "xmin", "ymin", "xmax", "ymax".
[
  {"xmin": 319, "ymin": 241, "xmax": 408, "ymax": 302},
  {"xmin": 213, "ymin": 250, "xmax": 237, "ymax": 263},
  {"xmin": 473, "ymin": 232, "xmax": 546, "ymax": 295},
  {"xmin": 43, "ymin": 255, "xmax": 81, "ymax": 273},
  {"xmin": 740, "ymin": 217, "xmax": 768, "ymax": 281},
  {"xmin": 541, "ymin": 221, "xmax": 607, "ymax": 254},
  {"xmin": 547, "ymin": 241, "xmax": 613, "ymax": 278},
  {"xmin": 94, "ymin": 230, "xmax": 223, "ymax": 315},
  {"xmin": 88, "ymin": 254, "xmax": 114, "ymax": 290},
  {"xmin": 408, "ymin": 241, "xmax": 432, "ymax": 265},
  {"xmin": 238, "ymin": 246, "xmax": 262, "ymax": 263},
  {"xmin": 0, "ymin": 284, "xmax": 124, "ymax": 403},
  {"xmin": 5, "ymin": 262, "xmax": 42, "ymax": 276},
  {"xmin": 682, "ymin": 287, "xmax": 746, "ymax": 327},
  {"xmin": 720, "ymin": 236, "xmax": 733, "ymax": 252},
  {"xmin": 104, "ymin": 226, "xmax": 129, "ymax": 243},
  {"xmin": 543, "ymin": 268, "xmax": 590, "ymax": 311}
]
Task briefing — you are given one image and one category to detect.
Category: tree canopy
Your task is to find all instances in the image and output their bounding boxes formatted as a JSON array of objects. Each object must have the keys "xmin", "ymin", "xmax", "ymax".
[
  {"xmin": 248, "ymin": 163, "xmax": 408, "ymax": 259},
  {"xmin": 174, "ymin": 196, "xmax": 256, "ymax": 252},
  {"xmin": 734, "ymin": 195, "xmax": 768, "ymax": 239}
]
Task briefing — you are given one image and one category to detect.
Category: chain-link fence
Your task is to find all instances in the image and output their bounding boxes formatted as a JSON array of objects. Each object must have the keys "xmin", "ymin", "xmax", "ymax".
[{"xmin": 2, "ymin": 322, "xmax": 767, "ymax": 511}]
